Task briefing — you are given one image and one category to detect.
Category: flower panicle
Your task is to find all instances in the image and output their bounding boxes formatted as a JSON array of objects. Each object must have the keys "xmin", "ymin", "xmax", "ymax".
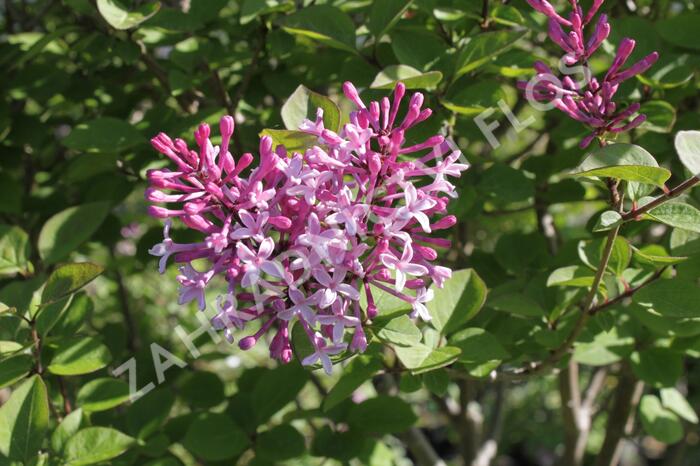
[
  {"xmin": 145, "ymin": 81, "xmax": 469, "ymax": 374},
  {"xmin": 523, "ymin": 0, "xmax": 659, "ymax": 147}
]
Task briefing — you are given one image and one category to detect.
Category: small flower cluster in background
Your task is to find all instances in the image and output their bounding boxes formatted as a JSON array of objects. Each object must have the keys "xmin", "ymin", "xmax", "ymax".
[
  {"xmin": 146, "ymin": 82, "xmax": 468, "ymax": 373},
  {"xmin": 523, "ymin": 0, "xmax": 659, "ymax": 147}
]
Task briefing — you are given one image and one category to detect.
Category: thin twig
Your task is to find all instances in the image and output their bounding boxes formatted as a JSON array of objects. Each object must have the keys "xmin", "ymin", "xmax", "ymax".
[
  {"xmin": 480, "ymin": 0, "xmax": 490, "ymax": 29},
  {"xmin": 31, "ymin": 325, "xmax": 43, "ymax": 374},
  {"xmin": 501, "ymin": 180, "xmax": 624, "ymax": 380},
  {"xmin": 589, "ymin": 267, "xmax": 667, "ymax": 315},
  {"xmin": 58, "ymin": 377, "xmax": 73, "ymax": 414},
  {"xmin": 112, "ymin": 251, "xmax": 140, "ymax": 352},
  {"xmin": 621, "ymin": 176, "xmax": 699, "ymax": 221}
]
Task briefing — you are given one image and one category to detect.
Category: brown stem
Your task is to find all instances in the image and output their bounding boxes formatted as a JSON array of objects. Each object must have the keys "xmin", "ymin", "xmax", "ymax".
[
  {"xmin": 508, "ymin": 222, "xmax": 620, "ymax": 379},
  {"xmin": 458, "ymin": 379, "xmax": 482, "ymax": 463},
  {"xmin": 559, "ymin": 360, "xmax": 583, "ymax": 466},
  {"xmin": 503, "ymin": 181, "xmax": 624, "ymax": 380},
  {"xmin": 480, "ymin": 0, "xmax": 490, "ymax": 29},
  {"xmin": 112, "ymin": 253, "xmax": 140, "ymax": 352},
  {"xmin": 559, "ymin": 365, "xmax": 608, "ymax": 466},
  {"xmin": 621, "ymin": 176, "xmax": 699, "ymax": 221},
  {"xmin": 593, "ymin": 365, "xmax": 644, "ymax": 466},
  {"xmin": 589, "ymin": 267, "xmax": 667, "ymax": 315},
  {"xmin": 473, "ymin": 383, "xmax": 505, "ymax": 466},
  {"xmin": 31, "ymin": 326, "xmax": 43, "ymax": 374},
  {"xmin": 210, "ymin": 68, "xmax": 234, "ymax": 115},
  {"xmin": 58, "ymin": 377, "xmax": 72, "ymax": 414}
]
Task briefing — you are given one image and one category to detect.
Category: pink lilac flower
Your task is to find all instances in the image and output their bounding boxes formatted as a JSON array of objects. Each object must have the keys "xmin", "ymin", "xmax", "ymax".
[
  {"xmin": 522, "ymin": 0, "xmax": 658, "ymax": 147},
  {"xmin": 146, "ymin": 82, "xmax": 469, "ymax": 374}
]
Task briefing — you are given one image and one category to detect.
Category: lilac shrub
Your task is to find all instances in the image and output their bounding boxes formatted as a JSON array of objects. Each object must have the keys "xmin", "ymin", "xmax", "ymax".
[{"xmin": 145, "ymin": 82, "xmax": 468, "ymax": 373}]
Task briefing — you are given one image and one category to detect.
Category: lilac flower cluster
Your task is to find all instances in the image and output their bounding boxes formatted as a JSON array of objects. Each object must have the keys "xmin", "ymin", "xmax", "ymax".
[
  {"xmin": 146, "ymin": 82, "xmax": 468, "ymax": 374},
  {"xmin": 523, "ymin": 0, "xmax": 659, "ymax": 147}
]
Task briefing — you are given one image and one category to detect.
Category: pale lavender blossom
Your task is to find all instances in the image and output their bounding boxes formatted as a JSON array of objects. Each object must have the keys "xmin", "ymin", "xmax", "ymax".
[{"xmin": 145, "ymin": 81, "xmax": 469, "ymax": 373}]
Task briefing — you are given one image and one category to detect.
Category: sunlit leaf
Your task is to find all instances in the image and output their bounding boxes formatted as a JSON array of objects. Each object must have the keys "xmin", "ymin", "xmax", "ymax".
[
  {"xmin": 0, "ymin": 375, "xmax": 49, "ymax": 461},
  {"xmin": 97, "ymin": 0, "xmax": 160, "ymax": 30},
  {"xmin": 38, "ymin": 203, "xmax": 110, "ymax": 265}
]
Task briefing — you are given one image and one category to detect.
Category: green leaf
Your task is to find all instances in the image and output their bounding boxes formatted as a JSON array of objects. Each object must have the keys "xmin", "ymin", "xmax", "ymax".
[
  {"xmin": 390, "ymin": 28, "xmax": 445, "ymax": 70},
  {"xmin": 177, "ymin": 371, "xmax": 224, "ymax": 409},
  {"xmin": 259, "ymin": 129, "xmax": 317, "ymax": 153},
  {"xmin": 63, "ymin": 117, "xmax": 144, "ymax": 153},
  {"xmin": 422, "ymin": 369, "xmax": 449, "ymax": 396},
  {"xmin": 547, "ymin": 265, "xmax": 596, "ymax": 288},
  {"xmin": 251, "ymin": 363, "xmax": 308, "ymax": 425},
  {"xmin": 51, "ymin": 408, "xmax": 83, "ymax": 454},
  {"xmin": 639, "ymin": 394, "xmax": 684, "ymax": 444},
  {"xmin": 646, "ymin": 202, "xmax": 700, "ymax": 233},
  {"xmin": 0, "ymin": 173, "xmax": 22, "ymax": 214},
  {"xmin": 311, "ymin": 426, "xmax": 371, "ymax": 462},
  {"xmin": 455, "ymin": 29, "xmax": 527, "ymax": 78},
  {"xmin": 427, "ymin": 269, "xmax": 487, "ymax": 335},
  {"xmin": 41, "ymin": 262, "xmax": 103, "ymax": 305},
  {"xmin": 370, "ymin": 65, "xmax": 442, "ymax": 90},
  {"xmin": 593, "ymin": 211, "xmax": 623, "ymax": 232},
  {"xmin": 488, "ymin": 292, "xmax": 544, "ymax": 317},
  {"xmin": 657, "ymin": 13, "xmax": 700, "ymax": 51},
  {"xmin": 661, "ymin": 388, "xmax": 698, "ymax": 424},
  {"xmin": 0, "ymin": 354, "xmax": 33, "ymax": 389},
  {"xmin": 674, "ymin": 130, "xmax": 700, "ymax": 176},
  {"xmin": 360, "ymin": 283, "xmax": 412, "ymax": 322},
  {"xmin": 63, "ymin": 427, "xmax": 135, "ymax": 466},
  {"xmin": 639, "ymin": 101, "xmax": 676, "ymax": 133},
  {"xmin": 281, "ymin": 84, "xmax": 341, "ymax": 132},
  {"xmin": 632, "ymin": 245, "xmax": 687, "ymax": 267},
  {"xmin": 0, "ymin": 375, "xmax": 50, "ymax": 462},
  {"xmin": 478, "ymin": 163, "xmax": 534, "ymax": 205},
  {"xmin": 393, "ymin": 344, "xmax": 461, "ymax": 374},
  {"xmin": 449, "ymin": 328, "xmax": 510, "ymax": 365},
  {"xmin": 368, "ymin": 0, "xmax": 413, "ymax": 39},
  {"xmin": 441, "ymin": 81, "xmax": 517, "ymax": 117},
  {"xmin": 182, "ymin": 413, "xmax": 250, "ymax": 461},
  {"xmin": 634, "ymin": 279, "xmax": 700, "ymax": 318},
  {"xmin": 578, "ymin": 237, "xmax": 631, "ymax": 277},
  {"xmin": 96, "ymin": 0, "xmax": 160, "ymax": 30},
  {"xmin": 35, "ymin": 295, "xmax": 72, "ymax": 336},
  {"xmin": 0, "ymin": 341, "xmax": 22, "ymax": 355},
  {"xmin": 637, "ymin": 53, "xmax": 693, "ymax": 90},
  {"xmin": 255, "ymin": 424, "xmax": 305, "ymax": 461},
  {"xmin": 52, "ymin": 294, "xmax": 93, "ymax": 336},
  {"xmin": 373, "ymin": 315, "xmax": 422, "ymax": 346},
  {"xmin": 571, "ymin": 143, "xmax": 671, "ymax": 187},
  {"xmin": 281, "ymin": 5, "xmax": 356, "ymax": 53},
  {"xmin": 240, "ymin": 0, "xmax": 293, "ymax": 25},
  {"xmin": 574, "ymin": 337, "xmax": 632, "ymax": 366},
  {"xmin": 47, "ymin": 336, "xmax": 112, "ymax": 376},
  {"xmin": 0, "ymin": 226, "xmax": 32, "ymax": 278},
  {"xmin": 629, "ymin": 303, "xmax": 700, "ymax": 338},
  {"xmin": 76, "ymin": 378, "xmax": 130, "ymax": 412},
  {"xmin": 0, "ymin": 275, "xmax": 42, "ymax": 315},
  {"xmin": 630, "ymin": 348, "xmax": 682, "ymax": 388},
  {"xmin": 324, "ymin": 355, "xmax": 383, "ymax": 411},
  {"xmin": 126, "ymin": 389, "xmax": 174, "ymax": 440},
  {"xmin": 38, "ymin": 203, "xmax": 110, "ymax": 264},
  {"xmin": 347, "ymin": 396, "xmax": 417, "ymax": 434}
]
